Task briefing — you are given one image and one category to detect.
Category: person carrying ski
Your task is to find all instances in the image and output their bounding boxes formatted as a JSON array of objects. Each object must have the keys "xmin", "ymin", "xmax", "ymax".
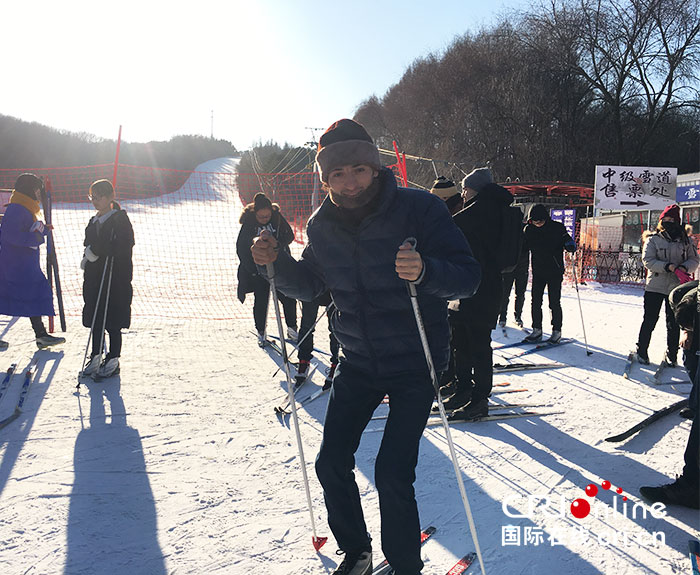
[
  {"xmin": 251, "ymin": 119, "xmax": 480, "ymax": 575},
  {"xmin": 80, "ymin": 179, "xmax": 134, "ymax": 379},
  {"xmin": 0, "ymin": 173, "xmax": 65, "ymax": 350},
  {"xmin": 236, "ymin": 192, "xmax": 298, "ymax": 346},
  {"xmin": 522, "ymin": 203, "xmax": 576, "ymax": 344},
  {"xmin": 634, "ymin": 204, "xmax": 699, "ymax": 365},
  {"xmin": 441, "ymin": 167, "xmax": 514, "ymax": 421}
]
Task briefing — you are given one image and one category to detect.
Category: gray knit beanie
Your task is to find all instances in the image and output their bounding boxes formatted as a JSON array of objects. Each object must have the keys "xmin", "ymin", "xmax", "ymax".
[
  {"xmin": 461, "ymin": 167, "xmax": 493, "ymax": 194},
  {"xmin": 315, "ymin": 119, "xmax": 381, "ymax": 183}
]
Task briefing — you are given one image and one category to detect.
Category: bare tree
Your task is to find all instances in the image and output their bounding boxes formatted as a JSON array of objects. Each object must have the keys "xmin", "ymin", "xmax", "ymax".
[{"xmin": 542, "ymin": 0, "xmax": 700, "ymax": 163}]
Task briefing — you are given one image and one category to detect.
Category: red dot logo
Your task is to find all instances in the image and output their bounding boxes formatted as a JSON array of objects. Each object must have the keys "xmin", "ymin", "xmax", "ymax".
[
  {"xmin": 585, "ymin": 484, "xmax": 598, "ymax": 497},
  {"xmin": 601, "ymin": 480, "xmax": 611, "ymax": 490},
  {"xmin": 571, "ymin": 499, "xmax": 591, "ymax": 519},
  {"xmin": 616, "ymin": 487, "xmax": 623, "ymax": 494}
]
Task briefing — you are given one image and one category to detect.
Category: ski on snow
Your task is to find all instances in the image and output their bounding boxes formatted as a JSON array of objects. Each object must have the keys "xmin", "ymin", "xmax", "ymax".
[
  {"xmin": 428, "ymin": 410, "xmax": 562, "ymax": 424},
  {"xmin": 504, "ymin": 338, "xmax": 574, "ymax": 359},
  {"xmin": 647, "ymin": 361, "xmax": 690, "ymax": 385},
  {"xmin": 0, "ymin": 365, "xmax": 36, "ymax": 430},
  {"xmin": 267, "ymin": 333, "xmax": 331, "ymax": 357},
  {"xmin": 260, "ymin": 338, "xmax": 299, "ymax": 369},
  {"xmin": 444, "ymin": 552, "xmax": 477, "ymax": 575},
  {"xmin": 604, "ymin": 398, "xmax": 688, "ymax": 442},
  {"xmin": 689, "ymin": 539, "xmax": 700, "ymax": 575},
  {"xmin": 374, "ymin": 406, "xmax": 561, "ymax": 423},
  {"xmin": 493, "ymin": 361, "xmax": 566, "ymax": 373},
  {"xmin": 622, "ymin": 352, "xmax": 636, "ymax": 379},
  {"xmin": 273, "ymin": 364, "xmax": 319, "ymax": 414},
  {"xmin": 371, "ymin": 526, "xmax": 436, "ymax": 575},
  {"xmin": 0, "ymin": 363, "xmax": 18, "ymax": 406}
]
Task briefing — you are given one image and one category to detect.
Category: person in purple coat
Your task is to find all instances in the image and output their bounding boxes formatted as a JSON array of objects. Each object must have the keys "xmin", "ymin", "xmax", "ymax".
[{"xmin": 0, "ymin": 173, "xmax": 65, "ymax": 349}]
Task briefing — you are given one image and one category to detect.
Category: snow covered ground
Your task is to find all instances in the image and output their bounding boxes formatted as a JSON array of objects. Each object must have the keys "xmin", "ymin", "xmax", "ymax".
[{"xmin": 0, "ymin": 160, "xmax": 698, "ymax": 574}]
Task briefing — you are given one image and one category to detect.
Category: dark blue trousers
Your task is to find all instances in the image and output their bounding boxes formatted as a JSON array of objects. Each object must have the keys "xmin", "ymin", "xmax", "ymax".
[
  {"xmin": 682, "ymin": 348, "xmax": 699, "ymax": 484},
  {"xmin": 315, "ymin": 363, "xmax": 435, "ymax": 574}
]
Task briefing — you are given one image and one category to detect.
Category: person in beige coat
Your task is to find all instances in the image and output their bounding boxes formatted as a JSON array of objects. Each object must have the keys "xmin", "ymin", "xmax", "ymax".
[{"xmin": 636, "ymin": 204, "xmax": 699, "ymax": 364}]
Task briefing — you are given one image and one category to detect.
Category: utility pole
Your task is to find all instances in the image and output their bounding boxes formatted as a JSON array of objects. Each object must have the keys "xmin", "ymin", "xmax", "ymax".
[
  {"xmin": 305, "ymin": 126, "xmax": 323, "ymax": 145},
  {"xmin": 211, "ymin": 110, "xmax": 214, "ymax": 139}
]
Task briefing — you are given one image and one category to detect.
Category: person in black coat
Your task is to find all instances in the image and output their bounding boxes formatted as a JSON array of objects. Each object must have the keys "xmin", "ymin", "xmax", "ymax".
[
  {"xmin": 443, "ymin": 167, "xmax": 514, "ymax": 421},
  {"xmin": 522, "ymin": 204, "xmax": 576, "ymax": 344},
  {"xmin": 498, "ymin": 229, "xmax": 529, "ymax": 328},
  {"xmin": 236, "ymin": 193, "xmax": 297, "ymax": 345},
  {"xmin": 80, "ymin": 179, "xmax": 134, "ymax": 378},
  {"xmin": 296, "ymin": 291, "xmax": 339, "ymax": 385},
  {"xmin": 640, "ymin": 279, "xmax": 699, "ymax": 509}
]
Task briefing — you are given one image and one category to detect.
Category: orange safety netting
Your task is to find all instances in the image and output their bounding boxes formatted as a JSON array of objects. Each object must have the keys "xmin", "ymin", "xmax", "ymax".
[{"xmin": 0, "ymin": 164, "xmax": 651, "ymax": 325}]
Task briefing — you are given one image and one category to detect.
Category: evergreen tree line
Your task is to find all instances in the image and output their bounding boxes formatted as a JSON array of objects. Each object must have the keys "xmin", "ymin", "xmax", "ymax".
[
  {"xmin": 353, "ymin": 0, "xmax": 700, "ymax": 188},
  {"xmin": 0, "ymin": 114, "xmax": 238, "ymax": 172}
]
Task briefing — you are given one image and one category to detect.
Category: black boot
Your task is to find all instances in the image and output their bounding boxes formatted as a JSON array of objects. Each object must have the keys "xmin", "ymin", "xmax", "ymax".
[
  {"xmin": 663, "ymin": 351, "xmax": 677, "ymax": 367},
  {"xmin": 332, "ymin": 550, "xmax": 372, "ymax": 575},
  {"xmin": 441, "ymin": 387, "xmax": 472, "ymax": 411},
  {"xmin": 639, "ymin": 475, "xmax": 700, "ymax": 509},
  {"xmin": 636, "ymin": 346, "xmax": 650, "ymax": 365},
  {"xmin": 448, "ymin": 398, "xmax": 489, "ymax": 421}
]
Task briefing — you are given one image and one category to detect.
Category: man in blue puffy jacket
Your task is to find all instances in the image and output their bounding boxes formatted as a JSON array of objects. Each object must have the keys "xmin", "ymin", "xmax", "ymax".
[{"xmin": 251, "ymin": 119, "xmax": 480, "ymax": 575}]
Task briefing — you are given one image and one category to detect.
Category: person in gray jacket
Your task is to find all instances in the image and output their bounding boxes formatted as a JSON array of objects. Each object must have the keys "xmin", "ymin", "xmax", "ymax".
[{"xmin": 635, "ymin": 204, "xmax": 699, "ymax": 365}]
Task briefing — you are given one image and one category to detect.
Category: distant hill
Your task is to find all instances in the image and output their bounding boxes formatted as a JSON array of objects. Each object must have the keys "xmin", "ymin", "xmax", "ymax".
[{"xmin": 0, "ymin": 114, "xmax": 238, "ymax": 171}]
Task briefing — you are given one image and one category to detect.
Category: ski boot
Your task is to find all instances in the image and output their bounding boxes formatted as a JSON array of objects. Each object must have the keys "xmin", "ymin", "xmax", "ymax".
[{"xmin": 36, "ymin": 334, "xmax": 66, "ymax": 349}]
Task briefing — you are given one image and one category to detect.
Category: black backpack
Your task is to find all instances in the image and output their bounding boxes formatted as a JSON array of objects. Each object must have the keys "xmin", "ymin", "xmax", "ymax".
[{"xmin": 499, "ymin": 205, "xmax": 525, "ymax": 273}]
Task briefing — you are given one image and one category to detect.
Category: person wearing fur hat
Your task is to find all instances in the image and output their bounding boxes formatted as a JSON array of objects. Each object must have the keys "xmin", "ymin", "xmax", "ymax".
[
  {"xmin": 236, "ymin": 192, "xmax": 298, "ymax": 346},
  {"xmin": 440, "ymin": 167, "xmax": 516, "ymax": 421},
  {"xmin": 0, "ymin": 173, "xmax": 65, "ymax": 349},
  {"xmin": 634, "ymin": 204, "xmax": 699, "ymax": 365},
  {"xmin": 429, "ymin": 176, "xmax": 463, "ymax": 215},
  {"xmin": 251, "ymin": 119, "xmax": 480, "ymax": 575},
  {"xmin": 80, "ymin": 179, "xmax": 134, "ymax": 379},
  {"xmin": 522, "ymin": 203, "xmax": 576, "ymax": 344}
]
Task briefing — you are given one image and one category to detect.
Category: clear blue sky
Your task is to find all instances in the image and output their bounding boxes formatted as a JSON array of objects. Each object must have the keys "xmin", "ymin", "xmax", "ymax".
[{"xmin": 5, "ymin": 0, "xmax": 531, "ymax": 150}]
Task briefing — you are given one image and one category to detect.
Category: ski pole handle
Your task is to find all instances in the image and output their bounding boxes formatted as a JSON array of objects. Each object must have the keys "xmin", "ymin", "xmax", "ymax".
[{"xmin": 403, "ymin": 237, "xmax": 419, "ymax": 297}]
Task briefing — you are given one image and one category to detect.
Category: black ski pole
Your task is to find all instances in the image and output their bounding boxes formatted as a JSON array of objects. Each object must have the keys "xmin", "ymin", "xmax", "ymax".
[
  {"xmin": 38, "ymin": 180, "xmax": 54, "ymax": 333},
  {"xmin": 46, "ymin": 183, "xmax": 66, "ymax": 331}
]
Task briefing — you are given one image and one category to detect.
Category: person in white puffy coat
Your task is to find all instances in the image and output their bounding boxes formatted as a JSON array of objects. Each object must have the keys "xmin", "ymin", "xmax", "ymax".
[{"xmin": 636, "ymin": 204, "xmax": 699, "ymax": 364}]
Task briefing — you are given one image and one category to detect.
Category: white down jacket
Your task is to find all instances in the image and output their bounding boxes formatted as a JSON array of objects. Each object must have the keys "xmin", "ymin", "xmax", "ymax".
[{"xmin": 642, "ymin": 231, "xmax": 699, "ymax": 295}]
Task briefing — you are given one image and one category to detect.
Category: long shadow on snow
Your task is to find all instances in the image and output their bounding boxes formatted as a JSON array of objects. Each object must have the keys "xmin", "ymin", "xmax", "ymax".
[
  {"xmin": 63, "ymin": 378, "xmax": 166, "ymax": 575},
  {"xmin": 450, "ymin": 415, "xmax": 697, "ymax": 563},
  {"xmin": 292, "ymin": 373, "xmax": 690, "ymax": 573},
  {"xmin": 0, "ymin": 349, "xmax": 62, "ymax": 498}
]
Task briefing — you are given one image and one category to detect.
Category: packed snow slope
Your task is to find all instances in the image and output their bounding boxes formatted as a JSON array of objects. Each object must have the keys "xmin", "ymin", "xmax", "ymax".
[{"xmin": 0, "ymin": 159, "xmax": 697, "ymax": 574}]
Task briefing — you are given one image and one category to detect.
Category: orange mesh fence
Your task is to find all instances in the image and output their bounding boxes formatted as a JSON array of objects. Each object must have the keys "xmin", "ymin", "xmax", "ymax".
[{"xmin": 0, "ymin": 162, "xmax": 654, "ymax": 325}]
